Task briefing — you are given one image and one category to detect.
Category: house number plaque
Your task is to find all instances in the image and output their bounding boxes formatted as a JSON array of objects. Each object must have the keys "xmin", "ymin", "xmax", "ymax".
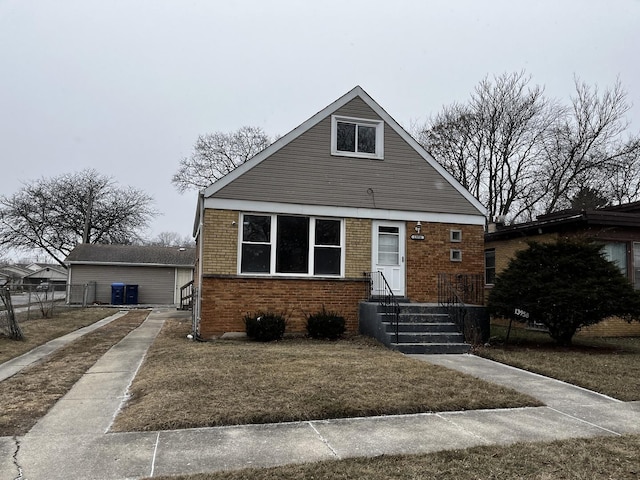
[{"xmin": 410, "ymin": 234, "xmax": 425, "ymax": 240}]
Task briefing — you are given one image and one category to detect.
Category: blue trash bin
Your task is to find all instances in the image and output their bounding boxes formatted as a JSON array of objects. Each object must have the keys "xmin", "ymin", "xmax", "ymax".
[
  {"xmin": 111, "ymin": 283, "xmax": 125, "ymax": 305},
  {"xmin": 125, "ymin": 284, "xmax": 138, "ymax": 305}
]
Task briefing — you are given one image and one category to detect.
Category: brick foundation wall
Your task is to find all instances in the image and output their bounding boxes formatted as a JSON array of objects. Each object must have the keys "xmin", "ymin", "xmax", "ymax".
[
  {"xmin": 199, "ymin": 276, "xmax": 368, "ymax": 338},
  {"xmin": 406, "ymin": 222, "xmax": 485, "ymax": 303},
  {"xmin": 579, "ymin": 317, "xmax": 640, "ymax": 337}
]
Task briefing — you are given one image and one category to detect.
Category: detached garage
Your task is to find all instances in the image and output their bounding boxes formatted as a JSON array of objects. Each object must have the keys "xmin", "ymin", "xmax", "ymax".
[{"xmin": 65, "ymin": 244, "xmax": 195, "ymax": 305}]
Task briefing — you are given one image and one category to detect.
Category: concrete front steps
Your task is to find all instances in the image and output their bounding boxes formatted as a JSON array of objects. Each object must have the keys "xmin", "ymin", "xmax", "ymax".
[{"xmin": 360, "ymin": 302, "xmax": 471, "ymax": 354}]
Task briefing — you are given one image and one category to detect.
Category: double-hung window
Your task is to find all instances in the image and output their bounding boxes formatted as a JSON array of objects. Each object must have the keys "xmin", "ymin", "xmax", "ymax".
[
  {"xmin": 240, "ymin": 214, "xmax": 343, "ymax": 276},
  {"xmin": 331, "ymin": 115, "xmax": 384, "ymax": 159},
  {"xmin": 484, "ymin": 248, "xmax": 496, "ymax": 285}
]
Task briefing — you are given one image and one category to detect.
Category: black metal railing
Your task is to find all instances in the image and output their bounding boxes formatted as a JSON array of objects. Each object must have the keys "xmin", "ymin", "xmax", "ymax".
[
  {"xmin": 365, "ymin": 271, "xmax": 401, "ymax": 343},
  {"xmin": 437, "ymin": 273, "xmax": 484, "ymax": 306},
  {"xmin": 437, "ymin": 273, "xmax": 484, "ymax": 344},
  {"xmin": 179, "ymin": 280, "xmax": 194, "ymax": 311}
]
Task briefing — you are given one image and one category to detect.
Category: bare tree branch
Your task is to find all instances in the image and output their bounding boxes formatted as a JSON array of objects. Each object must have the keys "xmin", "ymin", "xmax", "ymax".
[
  {"xmin": 416, "ymin": 73, "xmax": 640, "ymax": 221},
  {"xmin": 0, "ymin": 169, "xmax": 157, "ymax": 268},
  {"xmin": 417, "ymin": 71, "xmax": 560, "ymax": 221},
  {"xmin": 171, "ymin": 126, "xmax": 272, "ymax": 193}
]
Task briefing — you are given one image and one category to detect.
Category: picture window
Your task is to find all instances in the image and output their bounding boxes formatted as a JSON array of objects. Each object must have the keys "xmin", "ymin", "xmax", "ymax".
[{"xmin": 240, "ymin": 214, "xmax": 343, "ymax": 277}]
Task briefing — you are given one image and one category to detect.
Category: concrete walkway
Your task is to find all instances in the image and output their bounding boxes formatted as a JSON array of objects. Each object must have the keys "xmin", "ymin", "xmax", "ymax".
[
  {"xmin": 1, "ymin": 308, "xmax": 639, "ymax": 480},
  {"xmin": 0, "ymin": 310, "xmax": 128, "ymax": 382}
]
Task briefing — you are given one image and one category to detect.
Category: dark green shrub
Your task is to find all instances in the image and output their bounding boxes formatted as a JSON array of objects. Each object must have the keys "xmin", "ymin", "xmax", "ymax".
[
  {"xmin": 244, "ymin": 312, "xmax": 286, "ymax": 342},
  {"xmin": 488, "ymin": 239, "xmax": 640, "ymax": 346},
  {"xmin": 306, "ymin": 307, "xmax": 346, "ymax": 340}
]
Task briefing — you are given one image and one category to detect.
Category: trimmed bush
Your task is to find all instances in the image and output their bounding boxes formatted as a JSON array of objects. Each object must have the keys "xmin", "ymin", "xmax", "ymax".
[
  {"xmin": 488, "ymin": 239, "xmax": 640, "ymax": 345},
  {"xmin": 306, "ymin": 307, "xmax": 346, "ymax": 340},
  {"xmin": 244, "ymin": 312, "xmax": 286, "ymax": 342}
]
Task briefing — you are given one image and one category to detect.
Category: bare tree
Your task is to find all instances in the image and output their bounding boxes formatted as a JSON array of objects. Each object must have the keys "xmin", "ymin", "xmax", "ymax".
[
  {"xmin": 417, "ymin": 72, "xmax": 560, "ymax": 221},
  {"xmin": 535, "ymin": 78, "xmax": 640, "ymax": 214},
  {"xmin": 0, "ymin": 169, "xmax": 157, "ymax": 268},
  {"xmin": 148, "ymin": 231, "xmax": 195, "ymax": 247},
  {"xmin": 172, "ymin": 126, "xmax": 272, "ymax": 193},
  {"xmin": 417, "ymin": 73, "xmax": 640, "ymax": 221}
]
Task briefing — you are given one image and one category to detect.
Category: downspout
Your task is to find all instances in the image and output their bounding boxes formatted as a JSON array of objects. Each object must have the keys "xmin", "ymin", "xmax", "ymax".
[{"xmin": 194, "ymin": 192, "xmax": 205, "ymax": 339}]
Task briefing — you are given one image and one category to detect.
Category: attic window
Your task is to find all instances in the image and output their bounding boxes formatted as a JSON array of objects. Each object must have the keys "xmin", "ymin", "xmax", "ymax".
[{"xmin": 331, "ymin": 115, "xmax": 384, "ymax": 159}]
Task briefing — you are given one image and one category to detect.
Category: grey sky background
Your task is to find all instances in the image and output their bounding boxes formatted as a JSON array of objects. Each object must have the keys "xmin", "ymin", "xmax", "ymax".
[{"xmin": 1, "ymin": 0, "xmax": 639, "ymax": 249}]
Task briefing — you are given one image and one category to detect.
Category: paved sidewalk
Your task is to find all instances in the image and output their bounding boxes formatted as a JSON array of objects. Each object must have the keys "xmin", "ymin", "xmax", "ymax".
[
  {"xmin": 0, "ymin": 310, "xmax": 128, "ymax": 382},
  {"xmin": 2, "ymin": 309, "xmax": 639, "ymax": 479}
]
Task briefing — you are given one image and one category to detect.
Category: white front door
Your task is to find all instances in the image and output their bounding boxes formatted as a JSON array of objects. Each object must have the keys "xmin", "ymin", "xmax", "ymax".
[{"xmin": 371, "ymin": 221, "xmax": 405, "ymax": 297}]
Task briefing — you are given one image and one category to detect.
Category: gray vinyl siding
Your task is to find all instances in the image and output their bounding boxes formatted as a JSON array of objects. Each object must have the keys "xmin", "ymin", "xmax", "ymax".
[
  {"xmin": 212, "ymin": 97, "xmax": 479, "ymax": 216},
  {"xmin": 69, "ymin": 265, "xmax": 176, "ymax": 304}
]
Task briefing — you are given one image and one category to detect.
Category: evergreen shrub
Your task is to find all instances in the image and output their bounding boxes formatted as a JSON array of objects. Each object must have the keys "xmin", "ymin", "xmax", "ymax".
[
  {"xmin": 306, "ymin": 306, "xmax": 346, "ymax": 340},
  {"xmin": 244, "ymin": 312, "xmax": 286, "ymax": 342}
]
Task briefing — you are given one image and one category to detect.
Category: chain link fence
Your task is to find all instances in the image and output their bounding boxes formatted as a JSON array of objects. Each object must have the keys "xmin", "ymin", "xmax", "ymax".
[{"xmin": 0, "ymin": 282, "xmax": 96, "ymax": 326}]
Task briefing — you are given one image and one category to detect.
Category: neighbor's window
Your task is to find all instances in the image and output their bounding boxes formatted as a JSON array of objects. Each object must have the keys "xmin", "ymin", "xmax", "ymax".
[
  {"xmin": 485, "ymin": 248, "xmax": 496, "ymax": 285},
  {"xmin": 633, "ymin": 243, "xmax": 640, "ymax": 290},
  {"xmin": 602, "ymin": 242, "xmax": 627, "ymax": 276},
  {"xmin": 240, "ymin": 214, "xmax": 343, "ymax": 276},
  {"xmin": 331, "ymin": 115, "xmax": 384, "ymax": 159}
]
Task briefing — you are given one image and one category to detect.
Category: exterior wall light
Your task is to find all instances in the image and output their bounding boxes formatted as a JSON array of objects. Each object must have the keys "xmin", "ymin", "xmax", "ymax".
[{"xmin": 414, "ymin": 221, "xmax": 422, "ymax": 233}]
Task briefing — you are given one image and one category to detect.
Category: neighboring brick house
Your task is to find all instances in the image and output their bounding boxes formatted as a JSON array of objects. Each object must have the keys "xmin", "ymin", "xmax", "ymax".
[
  {"xmin": 193, "ymin": 86, "xmax": 487, "ymax": 339},
  {"xmin": 485, "ymin": 202, "xmax": 640, "ymax": 337}
]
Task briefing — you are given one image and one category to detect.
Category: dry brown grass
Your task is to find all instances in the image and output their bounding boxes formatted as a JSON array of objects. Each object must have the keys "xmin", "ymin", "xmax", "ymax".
[
  {"xmin": 112, "ymin": 318, "xmax": 540, "ymax": 432},
  {"xmin": 148, "ymin": 434, "xmax": 640, "ymax": 480},
  {"xmin": 0, "ymin": 307, "xmax": 119, "ymax": 364},
  {"xmin": 0, "ymin": 309, "xmax": 149, "ymax": 436},
  {"xmin": 476, "ymin": 326, "xmax": 640, "ymax": 401}
]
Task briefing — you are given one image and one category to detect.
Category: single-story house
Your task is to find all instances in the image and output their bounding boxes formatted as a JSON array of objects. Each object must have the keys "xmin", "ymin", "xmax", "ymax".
[
  {"xmin": 485, "ymin": 202, "xmax": 640, "ymax": 337},
  {"xmin": 65, "ymin": 244, "xmax": 195, "ymax": 305},
  {"xmin": 0, "ymin": 264, "xmax": 32, "ymax": 289},
  {"xmin": 193, "ymin": 86, "xmax": 487, "ymax": 339},
  {"xmin": 22, "ymin": 265, "xmax": 67, "ymax": 288},
  {"xmin": 0, "ymin": 263, "xmax": 66, "ymax": 290}
]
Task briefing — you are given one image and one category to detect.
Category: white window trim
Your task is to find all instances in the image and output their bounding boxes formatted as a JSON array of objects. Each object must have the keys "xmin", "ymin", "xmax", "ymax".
[
  {"xmin": 238, "ymin": 213, "xmax": 345, "ymax": 278},
  {"xmin": 450, "ymin": 229, "xmax": 462, "ymax": 243},
  {"xmin": 331, "ymin": 115, "xmax": 384, "ymax": 160},
  {"xmin": 450, "ymin": 249, "xmax": 462, "ymax": 262}
]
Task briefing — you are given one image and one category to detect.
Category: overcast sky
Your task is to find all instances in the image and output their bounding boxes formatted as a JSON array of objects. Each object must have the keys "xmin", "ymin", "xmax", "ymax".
[{"xmin": 1, "ymin": 0, "xmax": 639, "ymax": 248}]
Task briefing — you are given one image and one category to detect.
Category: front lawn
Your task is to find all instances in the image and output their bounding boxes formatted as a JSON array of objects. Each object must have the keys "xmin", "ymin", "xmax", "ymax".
[
  {"xmin": 0, "ymin": 309, "xmax": 149, "ymax": 436},
  {"xmin": 476, "ymin": 325, "xmax": 640, "ymax": 401},
  {"xmin": 111, "ymin": 318, "xmax": 540, "ymax": 432}
]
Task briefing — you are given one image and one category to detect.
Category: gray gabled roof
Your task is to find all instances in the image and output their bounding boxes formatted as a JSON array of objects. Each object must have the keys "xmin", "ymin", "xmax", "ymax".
[
  {"xmin": 65, "ymin": 244, "xmax": 195, "ymax": 268},
  {"xmin": 194, "ymin": 86, "xmax": 487, "ymax": 233}
]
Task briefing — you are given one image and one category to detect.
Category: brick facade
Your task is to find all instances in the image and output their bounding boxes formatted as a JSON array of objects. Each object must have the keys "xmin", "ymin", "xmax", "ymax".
[
  {"xmin": 199, "ymin": 276, "xmax": 367, "ymax": 338},
  {"xmin": 406, "ymin": 222, "xmax": 485, "ymax": 302},
  {"xmin": 197, "ymin": 210, "xmax": 485, "ymax": 337},
  {"xmin": 345, "ymin": 218, "xmax": 371, "ymax": 277}
]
